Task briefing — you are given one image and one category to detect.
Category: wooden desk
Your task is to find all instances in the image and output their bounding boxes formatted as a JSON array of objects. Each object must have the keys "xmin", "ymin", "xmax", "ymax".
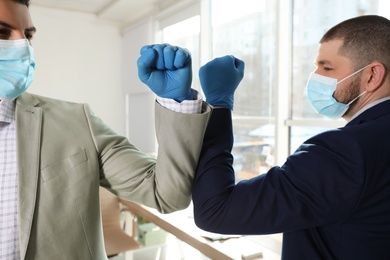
[{"xmin": 120, "ymin": 200, "xmax": 281, "ymax": 260}]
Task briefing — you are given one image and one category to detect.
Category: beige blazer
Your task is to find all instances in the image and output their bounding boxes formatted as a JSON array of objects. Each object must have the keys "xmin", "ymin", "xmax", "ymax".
[{"xmin": 15, "ymin": 92, "xmax": 211, "ymax": 259}]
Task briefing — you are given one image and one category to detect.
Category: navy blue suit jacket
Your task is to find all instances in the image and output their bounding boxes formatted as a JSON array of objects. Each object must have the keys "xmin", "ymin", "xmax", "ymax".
[{"xmin": 193, "ymin": 101, "xmax": 390, "ymax": 260}]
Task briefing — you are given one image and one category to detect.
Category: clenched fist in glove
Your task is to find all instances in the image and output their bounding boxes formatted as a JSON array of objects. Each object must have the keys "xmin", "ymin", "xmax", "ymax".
[
  {"xmin": 199, "ymin": 55, "xmax": 245, "ymax": 110},
  {"xmin": 137, "ymin": 44, "xmax": 194, "ymax": 102}
]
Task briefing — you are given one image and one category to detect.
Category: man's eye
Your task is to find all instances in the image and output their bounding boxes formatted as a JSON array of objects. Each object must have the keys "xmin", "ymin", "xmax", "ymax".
[
  {"xmin": 25, "ymin": 33, "xmax": 34, "ymax": 41},
  {"xmin": 324, "ymin": 67, "xmax": 333, "ymax": 71},
  {"xmin": 0, "ymin": 28, "xmax": 11, "ymax": 39}
]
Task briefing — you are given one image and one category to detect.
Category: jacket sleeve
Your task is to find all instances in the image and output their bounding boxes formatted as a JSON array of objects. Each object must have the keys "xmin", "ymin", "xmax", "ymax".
[
  {"xmin": 86, "ymin": 101, "xmax": 212, "ymax": 213},
  {"xmin": 193, "ymin": 108, "xmax": 366, "ymax": 234}
]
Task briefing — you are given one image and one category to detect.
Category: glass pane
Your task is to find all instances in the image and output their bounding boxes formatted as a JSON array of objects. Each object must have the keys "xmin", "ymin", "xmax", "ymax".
[
  {"xmin": 162, "ymin": 16, "xmax": 201, "ymax": 92},
  {"xmin": 232, "ymin": 120, "xmax": 275, "ymax": 182},
  {"xmin": 212, "ymin": 0, "xmax": 274, "ymax": 117},
  {"xmin": 211, "ymin": 0, "xmax": 277, "ymax": 179},
  {"xmin": 292, "ymin": 0, "xmax": 380, "ymax": 120},
  {"xmin": 290, "ymin": 126, "xmax": 333, "ymax": 153}
]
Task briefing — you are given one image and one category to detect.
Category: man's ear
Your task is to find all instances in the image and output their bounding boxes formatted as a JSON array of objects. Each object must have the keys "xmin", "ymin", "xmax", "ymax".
[{"xmin": 365, "ymin": 62, "xmax": 386, "ymax": 92}]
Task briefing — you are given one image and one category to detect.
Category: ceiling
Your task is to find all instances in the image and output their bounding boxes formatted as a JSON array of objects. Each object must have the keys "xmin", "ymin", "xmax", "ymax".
[{"xmin": 30, "ymin": 0, "xmax": 179, "ymax": 27}]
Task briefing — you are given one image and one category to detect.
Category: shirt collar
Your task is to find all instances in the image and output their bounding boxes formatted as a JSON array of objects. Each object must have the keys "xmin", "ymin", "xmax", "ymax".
[{"xmin": 0, "ymin": 99, "xmax": 16, "ymax": 123}]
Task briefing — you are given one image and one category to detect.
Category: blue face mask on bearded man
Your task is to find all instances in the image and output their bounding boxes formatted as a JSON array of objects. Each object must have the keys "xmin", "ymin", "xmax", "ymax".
[{"xmin": 305, "ymin": 65, "xmax": 369, "ymax": 118}]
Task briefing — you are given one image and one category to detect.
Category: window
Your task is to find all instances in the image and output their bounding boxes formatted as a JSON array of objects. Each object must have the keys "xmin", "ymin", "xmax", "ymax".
[
  {"xmin": 210, "ymin": 0, "xmax": 278, "ymax": 180},
  {"xmin": 157, "ymin": 0, "xmax": 384, "ymax": 181}
]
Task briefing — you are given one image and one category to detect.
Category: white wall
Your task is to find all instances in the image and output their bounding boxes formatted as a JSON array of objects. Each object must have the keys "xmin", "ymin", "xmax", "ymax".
[
  {"xmin": 28, "ymin": 6, "xmax": 126, "ymax": 136},
  {"xmin": 122, "ymin": 19, "xmax": 156, "ymax": 153}
]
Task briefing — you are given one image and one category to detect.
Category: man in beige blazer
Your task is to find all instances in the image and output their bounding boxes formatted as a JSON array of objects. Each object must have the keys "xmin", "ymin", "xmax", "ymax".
[{"xmin": 0, "ymin": 0, "xmax": 211, "ymax": 259}]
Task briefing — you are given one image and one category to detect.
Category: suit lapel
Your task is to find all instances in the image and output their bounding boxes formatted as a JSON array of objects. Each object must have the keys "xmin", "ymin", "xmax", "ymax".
[{"xmin": 15, "ymin": 92, "xmax": 42, "ymax": 259}]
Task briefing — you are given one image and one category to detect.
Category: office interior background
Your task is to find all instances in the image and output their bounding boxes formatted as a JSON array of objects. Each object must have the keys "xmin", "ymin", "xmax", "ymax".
[
  {"xmin": 26, "ymin": 0, "xmax": 388, "ymax": 258},
  {"xmin": 29, "ymin": 0, "xmax": 389, "ymax": 182}
]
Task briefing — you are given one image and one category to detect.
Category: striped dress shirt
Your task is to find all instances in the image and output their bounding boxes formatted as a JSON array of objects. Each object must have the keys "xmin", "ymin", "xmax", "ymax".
[{"xmin": 0, "ymin": 99, "xmax": 19, "ymax": 260}]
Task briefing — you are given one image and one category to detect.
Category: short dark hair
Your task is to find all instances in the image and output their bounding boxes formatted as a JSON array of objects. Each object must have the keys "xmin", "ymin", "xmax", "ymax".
[
  {"xmin": 320, "ymin": 15, "xmax": 390, "ymax": 72},
  {"xmin": 12, "ymin": 0, "xmax": 30, "ymax": 7}
]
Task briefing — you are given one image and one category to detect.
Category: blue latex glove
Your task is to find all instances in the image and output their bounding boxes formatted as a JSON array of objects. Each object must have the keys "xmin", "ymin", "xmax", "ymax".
[
  {"xmin": 199, "ymin": 55, "xmax": 244, "ymax": 110},
  {"xmin": 137, "ymin": 44, "xmax": 193, "ymax": 102}
]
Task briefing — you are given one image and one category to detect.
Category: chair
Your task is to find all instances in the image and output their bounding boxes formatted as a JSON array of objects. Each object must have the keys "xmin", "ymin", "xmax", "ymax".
[{"xmin": 100, "ymin": 187, "xmax": 141, "ymax": 257}]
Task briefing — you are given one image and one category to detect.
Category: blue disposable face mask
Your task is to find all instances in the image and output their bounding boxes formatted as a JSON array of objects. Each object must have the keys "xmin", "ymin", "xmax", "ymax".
[
  {"xmin": 305, "ymin": 65, "xmax": 369, "ymax": 119},
  {"xmin": 0, "ymin": 39, "xmax": 36, "ymax": 100}
]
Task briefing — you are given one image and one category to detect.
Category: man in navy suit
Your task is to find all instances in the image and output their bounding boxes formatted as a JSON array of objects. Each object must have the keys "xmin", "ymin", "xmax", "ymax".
[{"xmin": 193, "ymin": 15, "xmax": 390, "ymax": 259}]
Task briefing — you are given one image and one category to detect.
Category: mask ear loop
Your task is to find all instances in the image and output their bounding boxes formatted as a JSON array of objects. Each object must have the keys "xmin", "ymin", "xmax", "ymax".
[
  {"xmin": 338, "ymin": 64, "xmax": 371, "ymax": 84},
  {"xmin": 337, "ymin": 64, "xmax": 370, "ymax": 105},
  {"xmin": 346, "ymin": 90, "xmax": 367, "ymax": 106}
]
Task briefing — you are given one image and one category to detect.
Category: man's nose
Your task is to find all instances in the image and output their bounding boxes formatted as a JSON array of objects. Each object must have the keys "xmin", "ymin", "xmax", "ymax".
[{"xmin": 11, "ymin": 31, "xmax": 27, "ymax": 40}]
